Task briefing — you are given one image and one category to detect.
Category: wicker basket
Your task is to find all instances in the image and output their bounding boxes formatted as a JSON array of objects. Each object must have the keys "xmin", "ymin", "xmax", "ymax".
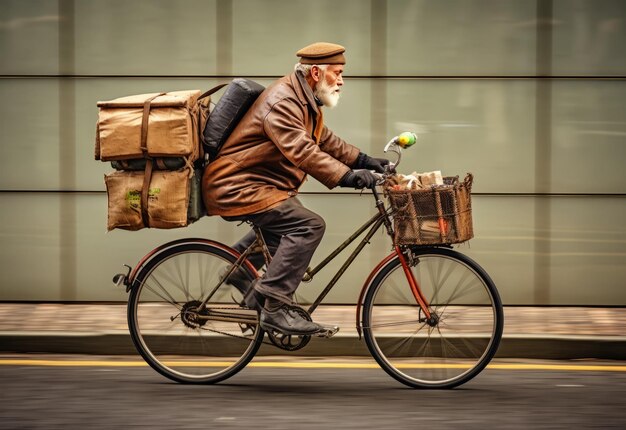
[{"xmin": 385, "ymin": 173, "xmax": 474, "ymax": 245}]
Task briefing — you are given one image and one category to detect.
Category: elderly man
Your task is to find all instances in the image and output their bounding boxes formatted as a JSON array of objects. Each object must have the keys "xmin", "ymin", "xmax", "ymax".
[{"xmin": 202, "ymin": 42, "xmax": 388, "ymax": 335}]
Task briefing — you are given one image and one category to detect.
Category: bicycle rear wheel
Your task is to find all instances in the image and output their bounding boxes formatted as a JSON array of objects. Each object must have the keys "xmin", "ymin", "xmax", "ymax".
[
  {"xmin": 362, "ymin": 247, "xmax": 503, "ymax": 389},
  {"xmin": 127, "ymin": 240, "xmax": 263, "ymax": 384}
]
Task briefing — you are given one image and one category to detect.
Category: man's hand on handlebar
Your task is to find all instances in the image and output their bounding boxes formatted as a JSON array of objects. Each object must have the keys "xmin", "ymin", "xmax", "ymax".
[
  {"xmin": 339, "ymin": 169, "xmax": 380, "ymax": 190},
  {"xmin": 355, "ymin": 152, "xmax": 391, "ymax": 174},
  {"xmin": 338, "ymin": 141, "xmax": 408, "ymax": 189}
]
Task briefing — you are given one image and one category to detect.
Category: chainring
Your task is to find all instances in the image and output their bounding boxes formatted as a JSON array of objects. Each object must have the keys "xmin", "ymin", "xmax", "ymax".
[{"xmin": 266, "ymin": 306, "xmax": 312, "ymax": 351}]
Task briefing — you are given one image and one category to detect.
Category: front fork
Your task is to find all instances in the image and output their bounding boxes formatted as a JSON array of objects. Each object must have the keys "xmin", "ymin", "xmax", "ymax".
[
  {"xmin": 373, "ymin": 187, "xmax": 434, "ymax": 323},
  {"xmin": 395, "ymin": 246, "xmax": 437, "ymax": 326},
  {"xmin": 356, "ymin": 246, "xmax": 436, "ymax": 338}
]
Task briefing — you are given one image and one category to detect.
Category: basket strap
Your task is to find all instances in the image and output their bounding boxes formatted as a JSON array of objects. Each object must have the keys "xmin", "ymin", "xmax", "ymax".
[
  {"xmin": 198, "ymin": 83, "xmax": 228, "ymax": 101},
  {"xmin": 140, "ymin": 93, "xmax": 165, "ymax": 154},
  {"xmin": 140, "ymin": 158, "xmax": 153, "ymax": 228},
  {"xmin": 138, "ymin": 92, "xmax": 165, "ymax": 228}
]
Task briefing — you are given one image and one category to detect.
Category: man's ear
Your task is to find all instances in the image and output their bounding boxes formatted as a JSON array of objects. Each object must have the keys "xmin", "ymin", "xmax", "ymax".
[{"xmin": 311, "ymin": 65, "xmax": 322, "ymax": 83}]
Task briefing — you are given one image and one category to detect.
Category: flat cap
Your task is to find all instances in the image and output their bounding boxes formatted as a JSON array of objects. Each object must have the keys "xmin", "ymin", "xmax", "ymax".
[{"xmin": 296, "ymin": 42, "xmax": 346, "ymax": 65}]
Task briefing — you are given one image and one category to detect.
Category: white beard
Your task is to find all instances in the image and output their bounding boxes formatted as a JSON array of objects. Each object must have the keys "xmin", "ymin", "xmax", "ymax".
[{"xmin": 314, "ymin": 75, "xmax": 341, "ymax": 108}]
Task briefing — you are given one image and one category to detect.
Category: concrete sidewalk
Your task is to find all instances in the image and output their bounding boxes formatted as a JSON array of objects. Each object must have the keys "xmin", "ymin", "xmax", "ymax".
[{"xmin": 0, "ymin": 303, "xmax": 625, "ymax": 359}]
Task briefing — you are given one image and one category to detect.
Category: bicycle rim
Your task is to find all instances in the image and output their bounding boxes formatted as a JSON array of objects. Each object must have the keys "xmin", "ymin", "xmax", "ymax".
[
  {"xmin": 128, "ymin": 242, "xmax": 263, "ymax": 384},
  {"xmin": 363, "ymin": 248, "xmax": 503, "ymax": 388}
]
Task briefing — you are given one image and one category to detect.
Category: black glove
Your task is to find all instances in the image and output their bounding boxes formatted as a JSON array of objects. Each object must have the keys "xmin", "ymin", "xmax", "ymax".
[
  {"xmin": 339, "ymin": 170, "xmax": 379, "ymax": 189},
  {"xmin": 355, "ymin": 152, "xmax": 390, "ymax": 174}
]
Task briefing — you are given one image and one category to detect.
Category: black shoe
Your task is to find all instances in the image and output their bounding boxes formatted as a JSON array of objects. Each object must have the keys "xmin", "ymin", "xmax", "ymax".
[
  {"xmin": 260, "ymin": 305, "xmax": 323, "ymax": 336},
  {"xmin": 221, "ymin": 267, "xmax": 264, "ymax": 310}
]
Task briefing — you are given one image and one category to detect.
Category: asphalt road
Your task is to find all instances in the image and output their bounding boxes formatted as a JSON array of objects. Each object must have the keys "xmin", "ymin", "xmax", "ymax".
[{"xmin": 1, "ymin": 355, "xmax": 625, "ymax": 429}]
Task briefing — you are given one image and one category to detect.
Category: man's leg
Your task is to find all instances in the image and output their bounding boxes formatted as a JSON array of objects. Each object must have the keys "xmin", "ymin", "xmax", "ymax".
[
  {"xmin": 247, "ymin": 198, "xmax": 326, "ymax": 335},
  {"xmin": 247, "ymin": 197, "xmax": 325, "ymax": 303},
  {"xmin": 222, "ymin": 222, "xmax": 280, "ymax": 310}
]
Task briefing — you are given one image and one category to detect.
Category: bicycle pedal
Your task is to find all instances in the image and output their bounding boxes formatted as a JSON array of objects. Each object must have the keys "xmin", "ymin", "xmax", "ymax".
[{"xmin": 315, "ymin": 325, "xmax": 340, "ymax": 338}]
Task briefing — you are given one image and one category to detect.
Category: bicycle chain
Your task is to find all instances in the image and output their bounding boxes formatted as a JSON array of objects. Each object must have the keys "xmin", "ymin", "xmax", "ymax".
[
  {"xmin": 197, "ymin": 324, "xmax": 277, "ymax": 346},
  {"xmin": 177, "ymin": 306, "xmax": 278, "ymax": 346},
  {"xmin": 175, "ymin": 305, "xmax": 314, "ymax": 350}
]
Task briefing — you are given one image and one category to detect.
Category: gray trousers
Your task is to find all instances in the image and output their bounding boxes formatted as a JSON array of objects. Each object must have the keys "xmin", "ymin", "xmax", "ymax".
[{"xmin": 228, "ymin": 197, "xmax": 325, "ymax": 304}]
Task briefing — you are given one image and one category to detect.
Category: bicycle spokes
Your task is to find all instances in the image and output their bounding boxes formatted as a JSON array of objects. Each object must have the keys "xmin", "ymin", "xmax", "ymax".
[
  {"xmin": 128, "ymin": 242, "xmax": 264, "ymax": 384},
  {"xmin": 363, "ymin": 248, "xmax": 503, "ymax": 388}
]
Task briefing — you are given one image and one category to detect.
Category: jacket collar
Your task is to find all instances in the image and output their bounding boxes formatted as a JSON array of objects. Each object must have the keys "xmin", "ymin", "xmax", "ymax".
[{"xmin": 292, "ymin": 70, "xmax": 322, "ymax": 117}]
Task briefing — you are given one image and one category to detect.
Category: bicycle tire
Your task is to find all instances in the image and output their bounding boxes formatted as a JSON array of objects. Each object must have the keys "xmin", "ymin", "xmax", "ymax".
[
  {"xmin": 362, "ymin": 247, "xmax": 503, "ymax": 389},
  {"xmin": 127, "ymin": 240, "xmax": 263, "ymax": 384}
]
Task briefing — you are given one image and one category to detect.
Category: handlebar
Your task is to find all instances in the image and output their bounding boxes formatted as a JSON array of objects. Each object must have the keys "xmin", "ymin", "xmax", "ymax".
[
  {"xmin": 383, "ymin": 131, "xmax": 417, "ymax": 174},
  {"xmin": 350, "ymin": 132, "xmax": 417, "ymax": 190}
]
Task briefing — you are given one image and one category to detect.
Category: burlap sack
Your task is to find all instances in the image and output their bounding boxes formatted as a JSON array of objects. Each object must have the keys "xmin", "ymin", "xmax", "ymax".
[
  {"xmin": 95, "ymin": 90, "xmax": 202, "ymax": 161},
  {"xmin": 105, "ymin": 169, "xmax": 192, "ymax": 231}
]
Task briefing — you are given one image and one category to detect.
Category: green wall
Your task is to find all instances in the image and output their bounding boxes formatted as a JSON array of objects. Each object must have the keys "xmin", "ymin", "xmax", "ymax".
[{"xmin": 1, "ymin": 0, "xmax": 625, "ymax": 304}]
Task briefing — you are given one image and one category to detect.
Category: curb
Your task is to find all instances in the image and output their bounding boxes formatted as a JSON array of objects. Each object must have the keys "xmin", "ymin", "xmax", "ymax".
[{"xmin": 1, "ymin": 332, "xmax": 625, "ymax": 360}]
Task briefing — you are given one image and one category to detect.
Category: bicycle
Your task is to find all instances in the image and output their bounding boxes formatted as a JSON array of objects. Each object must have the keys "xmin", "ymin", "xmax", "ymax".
[{"xmin": 114, "ymin": 134, "xmax": 504, "ymax": 389}]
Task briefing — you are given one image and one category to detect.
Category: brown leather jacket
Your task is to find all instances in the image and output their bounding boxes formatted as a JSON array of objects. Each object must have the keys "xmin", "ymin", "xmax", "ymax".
[{"xmin": 202, "ymin": 71, "xmax": 360, "ymax": 216}]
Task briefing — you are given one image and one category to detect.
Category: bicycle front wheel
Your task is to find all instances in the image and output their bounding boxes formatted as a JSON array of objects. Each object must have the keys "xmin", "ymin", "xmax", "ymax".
[
  {"xmin": 127, "ymin": 240, "xmax": 263, "ymax": 384},
  {"xmin": 362, "ymin": 247, "xmax": 503, "ymax": 389}
]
